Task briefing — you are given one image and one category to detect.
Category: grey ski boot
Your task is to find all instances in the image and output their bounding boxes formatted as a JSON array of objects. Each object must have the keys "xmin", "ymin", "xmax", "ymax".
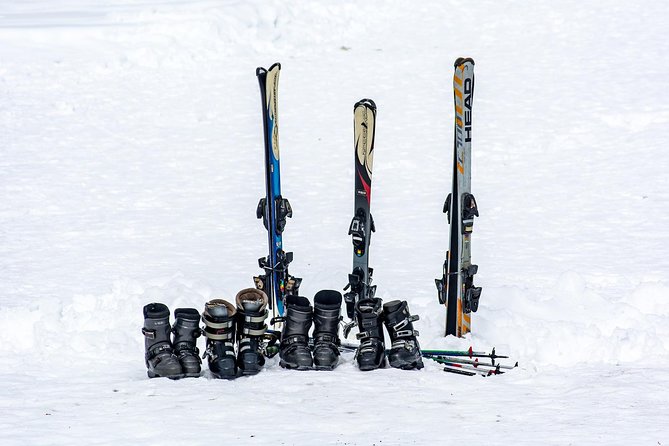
[
  {"xmin": 279, "ymin": 295, "xmax": 313, "ymax": 370},
  {"xmin": 312, "ymin": 290, "xmax": 342, "ymax": 370},
  {"xmin": 142, "ymin": 303, "xmax": 183, "ymax": 379},
  {"xmin": 383, "ymin": 300, "xmax": 424, "ymax": 370},
  {"xmin": 172, "ymin": 308, "xmax": 202, "ymax": 377},
  {"xmin": 235, "ymin": 288, "xmax": 269, "ymax": 375},
  {"xmin": 355, "ymin": 297, "xmax": 386, "ymax": 371},
  {"xmin": 202, "ymin": 299, "xmax": 237, "ymax": 379}
]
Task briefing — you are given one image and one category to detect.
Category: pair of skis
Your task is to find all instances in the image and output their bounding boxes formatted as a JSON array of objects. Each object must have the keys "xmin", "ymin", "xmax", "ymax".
[
  {"xmin": 253, "ymin": 63, "xmax": 301, "ymax": 321},
  {"xmin": 435, "ymin": 58, "xmax": 482, "ymax": 337}
]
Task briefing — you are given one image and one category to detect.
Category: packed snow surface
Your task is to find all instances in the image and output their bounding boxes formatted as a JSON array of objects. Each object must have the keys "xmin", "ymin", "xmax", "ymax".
[{"xmin": 1, "ymin": 0, "xmax": 668, "ymax": 444}]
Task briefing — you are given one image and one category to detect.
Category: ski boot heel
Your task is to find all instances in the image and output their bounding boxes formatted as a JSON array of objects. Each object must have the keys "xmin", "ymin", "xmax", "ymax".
[
  {"xmin": 142, "ymin": 303, "xmax": 183, "ymax": 379},
  {"xmin": 312, "ymin": 290, "xmax": 342, "ymax": 371},
  {"xmin": 355, "ymin": 297, "xmax": 386, "ymax": 371},
  {"xmin": 172, "ymin": 308, "xmax": 202, "ymax": 378},
  {"xmin": 202, "ymin": 299, "xmax": 238, "ymax": 379},
  {"xmin": 235, "ymin": 288, "xmax": 269, "ymax": 376},
  {"xmin": 279, "ymin": 295, "xmax": 313, "ymax": 370},
  {"xmin": 383, "ymin": 300, "xmax": 423, "ymax": 370}
]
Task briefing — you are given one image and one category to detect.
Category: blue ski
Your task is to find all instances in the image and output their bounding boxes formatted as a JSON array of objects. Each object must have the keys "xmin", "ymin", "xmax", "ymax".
[{"xmin": 254, "ymin": 63, "xmax": 301, "ymax": 319}]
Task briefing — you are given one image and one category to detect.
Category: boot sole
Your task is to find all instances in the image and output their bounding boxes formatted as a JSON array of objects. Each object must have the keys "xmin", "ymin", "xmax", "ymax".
[
  {"xmin": 210, "ymin": 372, "xmax": 238, "ymax": 380},
  {"xmin": 358, "ymin": 357, "xmax": 387, "ymax": 371},
  {"xmin": 313, "ymin": 360, "xmax": 338, "ymax": 371},
  {"xmin": 147, "ymin": 371, "xmax": 184, "ymax": 380},
  {"xmin": 280, "ymin": 360, "xmax": 312, "ymax": 371}
]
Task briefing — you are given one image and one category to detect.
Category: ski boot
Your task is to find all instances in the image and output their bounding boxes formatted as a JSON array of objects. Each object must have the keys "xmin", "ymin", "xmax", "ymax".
[
  {"xmin": 279, "ymin": 295, "xmax": 313, "ymax": 370},
  {"xmin": 172, "ymin": 308, "xmax": 202, "ymax": 378},
  {"xmin": 354, "ymin": 297, "xmax": 386, "ymax": 371},
  {"xmin": 235, "ymin": 288, "xmax": 269, "ymax": 375},
  {"xmin": 312, "ymin": 290, "xmax": 342, "ymax": 370},
  {"xmin": 383, "ymin": 300, "xmax": 424, "ymax": 370},
  {"xmin": 142, "ymin": 303, "xmax": 183, "ymax": 379},
  {"xmin": 202, "ymin": 299, "xmax": 237, "ymax": 379}
]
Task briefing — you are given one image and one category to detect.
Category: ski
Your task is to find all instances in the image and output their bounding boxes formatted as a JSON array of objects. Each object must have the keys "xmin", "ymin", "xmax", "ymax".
[
  {"xmin": 253, "ymin": 63, "xmax": 301, "ymax": 320},
  {"xmin": 435, "ymin": 57, "xmax": 482, "ymax": 337},
  {"xmin": 343, "ymin": 99, "xmax": 377, "ymax": 322}
]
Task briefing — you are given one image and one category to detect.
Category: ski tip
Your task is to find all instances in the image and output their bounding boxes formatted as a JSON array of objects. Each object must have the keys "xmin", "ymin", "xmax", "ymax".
[
  {"xmin": 256, "ymin": 63, "xmax": 281, "ymax": 77},
  {"xmin": 454, "ymin": 57, "xmax": 475, "ymax": 68},
  {"xmin": 468, "ymin": 346, "xmax": 473, "ymax": 357},
  {"xmin": 354, "ymin": 98, "xmax": 377, "ymax": 111}
]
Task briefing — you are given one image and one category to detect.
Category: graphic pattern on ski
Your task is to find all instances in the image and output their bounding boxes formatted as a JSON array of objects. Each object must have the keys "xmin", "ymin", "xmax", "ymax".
[
  {"xmin": 435, "ymin": 58, "xmax": 481, "ymax": 337},
  {"xmin": 254, "ymin": 63, "xmax": 301, "ymax": 320},
  {"xmin": 344, "ymin": 99, "xmax": 377, "ymax": 321}
]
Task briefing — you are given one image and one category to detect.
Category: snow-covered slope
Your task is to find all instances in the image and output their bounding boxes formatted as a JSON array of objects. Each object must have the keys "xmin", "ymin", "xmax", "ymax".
[{"xmin": 1, "ymin": 1, "xmax": 668, "ymax": 444}]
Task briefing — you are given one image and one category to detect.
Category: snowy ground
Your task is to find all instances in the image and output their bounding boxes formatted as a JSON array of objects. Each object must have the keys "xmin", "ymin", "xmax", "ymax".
[{"xmin": 1, "ymin": 0, "xmax": 669, "ymax": 444}]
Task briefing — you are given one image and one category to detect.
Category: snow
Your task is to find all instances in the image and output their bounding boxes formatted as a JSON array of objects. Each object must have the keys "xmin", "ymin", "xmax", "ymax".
[{"xmin": 1, "ymin": 0, "xmax": 668, "ymax": 444}]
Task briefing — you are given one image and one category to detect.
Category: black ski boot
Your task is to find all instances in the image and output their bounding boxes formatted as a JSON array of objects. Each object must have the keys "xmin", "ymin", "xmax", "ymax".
[
  {"xmin": 202, "ymin": 299, "xmax": 237, "ymax": 379},
  {"xmin": 142, "ymin": 303, "xmax": 183, "ymax": 379},
  {"xmin": 279, "ymin": 295, "xmax": 313, "ymax": 370},
  {"xmin": 383, "ymin": 300, "xmax": 424, "ymax": 370},
  {"xmin": 355, "ymin": 297, "xmax": 386, "ymax": 371},
  {"xmin": 172, "ymin": 308, "xmax": 202, "ymax": 377},
  {"xmin": 312, "ymin": 290, "xmax": 342, "ymax": 370},
  {"xmin": 235, "ymin": 288, "xmax": 269, "ymax": 375}
]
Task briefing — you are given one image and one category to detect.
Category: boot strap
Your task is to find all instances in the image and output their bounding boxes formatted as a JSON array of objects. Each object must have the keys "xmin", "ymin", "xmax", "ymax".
[
  {"xmin": 358, "ymin": 337, "xmax": 383, "ymax": 354},
  {"xmin": 314, "ymin": 333, "xmax": 339, "ymax": 346},
  {"xmin": 391, "ymin": 339, "xmax": 418, "ymax": 350},
  {"xmin": 203, "ymin": 317, "xmax": 233, "ymax": 330},
  {"xmin": 356, "ymin": 329, "xmax": 383, "ymax": 341},
  {"xmin": 205, "ymin": 331, "xmax": 233, "ymax": 341},
  {"xmin": 203, "ymin": 343, "xmax": 235, "ymax": 360},
  {"xmin": 238, "ymin": 338, "xmax": 263, "ymax": 353},
  {"xmin": 146, "ymin": 342, "xmax": 173, "ymax": 361},
  {"xmin": 242, "ymin": 310, "xmax": 269, "ymax": 324},
  {"xmin": 281, "ymin": 334, "xmax": 307, "ymax": 346},
  {"xmin": 141, "ymin": 327, "xmax": 156, "ymax": 339},
  {"xmin": 394, "ymin": 329, "xmax": 419, "ymax": 338},
  {"xmin": 173, "ymin": 341, "xmax": 199, "ymax": 355},
  {"xmin": 241, "ymin": 325, "xmax": 267, "ymax": 337},
  {"xmin": 390, "ymin": 314, "xmax": 419, "ymax": 332}
]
